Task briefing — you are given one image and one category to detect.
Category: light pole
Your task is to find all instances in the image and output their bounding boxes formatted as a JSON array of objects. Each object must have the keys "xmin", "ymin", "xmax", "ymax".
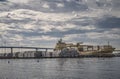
[
  {"xmin": 18, "ymin": 41, "xmax": 20, "ymax": 52},
  {"xmin": 4, "ymin": 40, "xmax": 7, "ymax": 54},
  {"xmin": 0, "ymin": 34, "xmax": 3, "ymax": 53}
]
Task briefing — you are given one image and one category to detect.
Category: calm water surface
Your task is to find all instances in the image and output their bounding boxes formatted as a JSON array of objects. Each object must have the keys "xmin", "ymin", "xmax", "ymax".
[{"xmin": 0, "ymin": 58, "xmax": 120, "ymax": 79}]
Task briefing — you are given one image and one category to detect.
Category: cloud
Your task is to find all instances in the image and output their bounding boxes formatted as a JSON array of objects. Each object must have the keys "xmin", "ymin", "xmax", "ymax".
[
  {"xmin": 0, "ymin": 0, "xmax": 6, "ymax": 1},
  {"xmin": 96, "ymin": 16, "xmax": 120, "ymax": 29},
  {"xmin": 10, "ymin": 34, "xmax": 23, "ymax": 41},
  {"xmin": 86, "ymin": 32, "xmax": 120, "ymax": 40},
  {"xmin": 56, "ymin": 3, "xmax": 64, "ymax": 8},
  {"xmin": 42, "ymin": 3, "xmax": 50, "ymax": 9},
  {"xmin": 28, "ymin": 35, "xmax": 58, "ymax": 41},
  {"xmin": 0, "ymin": 0, "xmax": 120, "ymax": 49},
  {"xmin": 24, "ymin": 0, "xmax": 88, "ymax": 13},
  {"xmin": 7, "ymin": 0, "xmax": 30, "ymax": 3}
]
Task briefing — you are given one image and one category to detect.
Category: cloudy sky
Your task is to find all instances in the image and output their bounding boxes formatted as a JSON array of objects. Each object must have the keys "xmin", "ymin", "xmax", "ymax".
[{"xmin": 0, "ymin": 0, "xmax": 120, "ymax": 49}]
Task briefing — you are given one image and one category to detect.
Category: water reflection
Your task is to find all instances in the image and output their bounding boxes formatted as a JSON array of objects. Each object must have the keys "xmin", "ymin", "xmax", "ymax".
[{"xmin": 0, "ymin": 58, "xmax": 120, "ymax": 79}]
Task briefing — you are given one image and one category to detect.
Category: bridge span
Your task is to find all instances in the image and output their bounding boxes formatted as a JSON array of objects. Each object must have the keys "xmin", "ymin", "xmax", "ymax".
[{"xmin": 0, "ymin": 46, "xmax": 54, "ymax": 54}]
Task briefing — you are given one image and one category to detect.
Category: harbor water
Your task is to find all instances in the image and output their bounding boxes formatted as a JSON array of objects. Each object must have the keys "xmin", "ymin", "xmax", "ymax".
[{"xmin": 0, "ymin": 57, "xmax": 120, "ymax": 79}]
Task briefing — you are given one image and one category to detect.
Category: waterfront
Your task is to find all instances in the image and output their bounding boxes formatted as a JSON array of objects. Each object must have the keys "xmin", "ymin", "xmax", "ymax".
[{"xmin": 0, "ymin": 58, "xmax": 120, "ymax": 79}]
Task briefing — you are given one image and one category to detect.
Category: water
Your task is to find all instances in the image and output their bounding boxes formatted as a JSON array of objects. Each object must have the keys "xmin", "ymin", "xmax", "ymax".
[{"xmin": 0, "ymin": 58, "xmax": 120, "ymax": 79}]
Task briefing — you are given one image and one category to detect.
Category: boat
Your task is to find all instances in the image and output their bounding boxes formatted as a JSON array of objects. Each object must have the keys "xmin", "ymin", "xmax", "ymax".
[{"xmin": 54, "ymin": 39, "xmax": 115, "ymax": 57}]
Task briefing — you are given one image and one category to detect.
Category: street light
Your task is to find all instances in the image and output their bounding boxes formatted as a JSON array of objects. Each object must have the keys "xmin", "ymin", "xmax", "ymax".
[{"xmin": 3, "ymin": 40, "xmax": 7, "ymax": 53}]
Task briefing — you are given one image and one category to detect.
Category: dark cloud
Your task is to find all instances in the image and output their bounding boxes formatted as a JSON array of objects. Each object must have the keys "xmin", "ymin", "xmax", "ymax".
[
  {"xmin": 95, "ymin": 0, "xmax": 112, "ymax": 8},
  {"xmin": 0, "ymin": 2, "xmax": 27, "ymax": 12},
  {"xmin": 0, "ymin": 18, "xmax": 34, "ymax": 24},
  {"xmin": 96, "ymin": 1, "xmax": 105, "ymax": 7},
  {"xmin": 14, "ymin": 31, "xmax": 43, "ymax": 37},
  {"xmin": 96, "ymin": 16, "xmax": 120, "ymax": 29},
  {"xmin": 44, "ymin": 28, "xmax": 97, "ymax": 38},
  {"xmin": 27, "ymin": 0, "xmax": 88, "ymax": 13},
  {"xmin": 0, "ymin": 0, "xmax": 88, "ymax": 13},
  {"xmin": 6, "ymin": 26, "xmax": 94, "ymax": 38},
  {"xmin": 0, "ymin": 0, "xmax": 6, "ymax": 1},
  {"xmin": 111, "ymin": 0, "xmax": 120, "ymax": 10}
]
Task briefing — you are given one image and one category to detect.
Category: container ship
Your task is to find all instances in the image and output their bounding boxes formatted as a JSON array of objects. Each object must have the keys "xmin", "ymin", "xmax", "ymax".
[{"xmin": 54, "ymin": 39, "xmax": 115, "ymax": 57}]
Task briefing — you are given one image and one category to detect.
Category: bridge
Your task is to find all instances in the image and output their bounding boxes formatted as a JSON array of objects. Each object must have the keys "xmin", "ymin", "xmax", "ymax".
[{"xmin": 0, "ymin": 46, "xmax": 54, "ymax": 54}]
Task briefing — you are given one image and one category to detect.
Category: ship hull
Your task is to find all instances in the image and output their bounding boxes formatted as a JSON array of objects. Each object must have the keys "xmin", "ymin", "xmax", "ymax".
[{"xmin": 80, "ymin": 50, "xmax": 114, "ymax": 57}]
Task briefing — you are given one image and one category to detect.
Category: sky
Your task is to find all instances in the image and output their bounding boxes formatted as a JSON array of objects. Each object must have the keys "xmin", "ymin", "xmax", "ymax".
[{"xmin": 0, "ymin": 0, "xmax": 120, "ymax": 49}]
